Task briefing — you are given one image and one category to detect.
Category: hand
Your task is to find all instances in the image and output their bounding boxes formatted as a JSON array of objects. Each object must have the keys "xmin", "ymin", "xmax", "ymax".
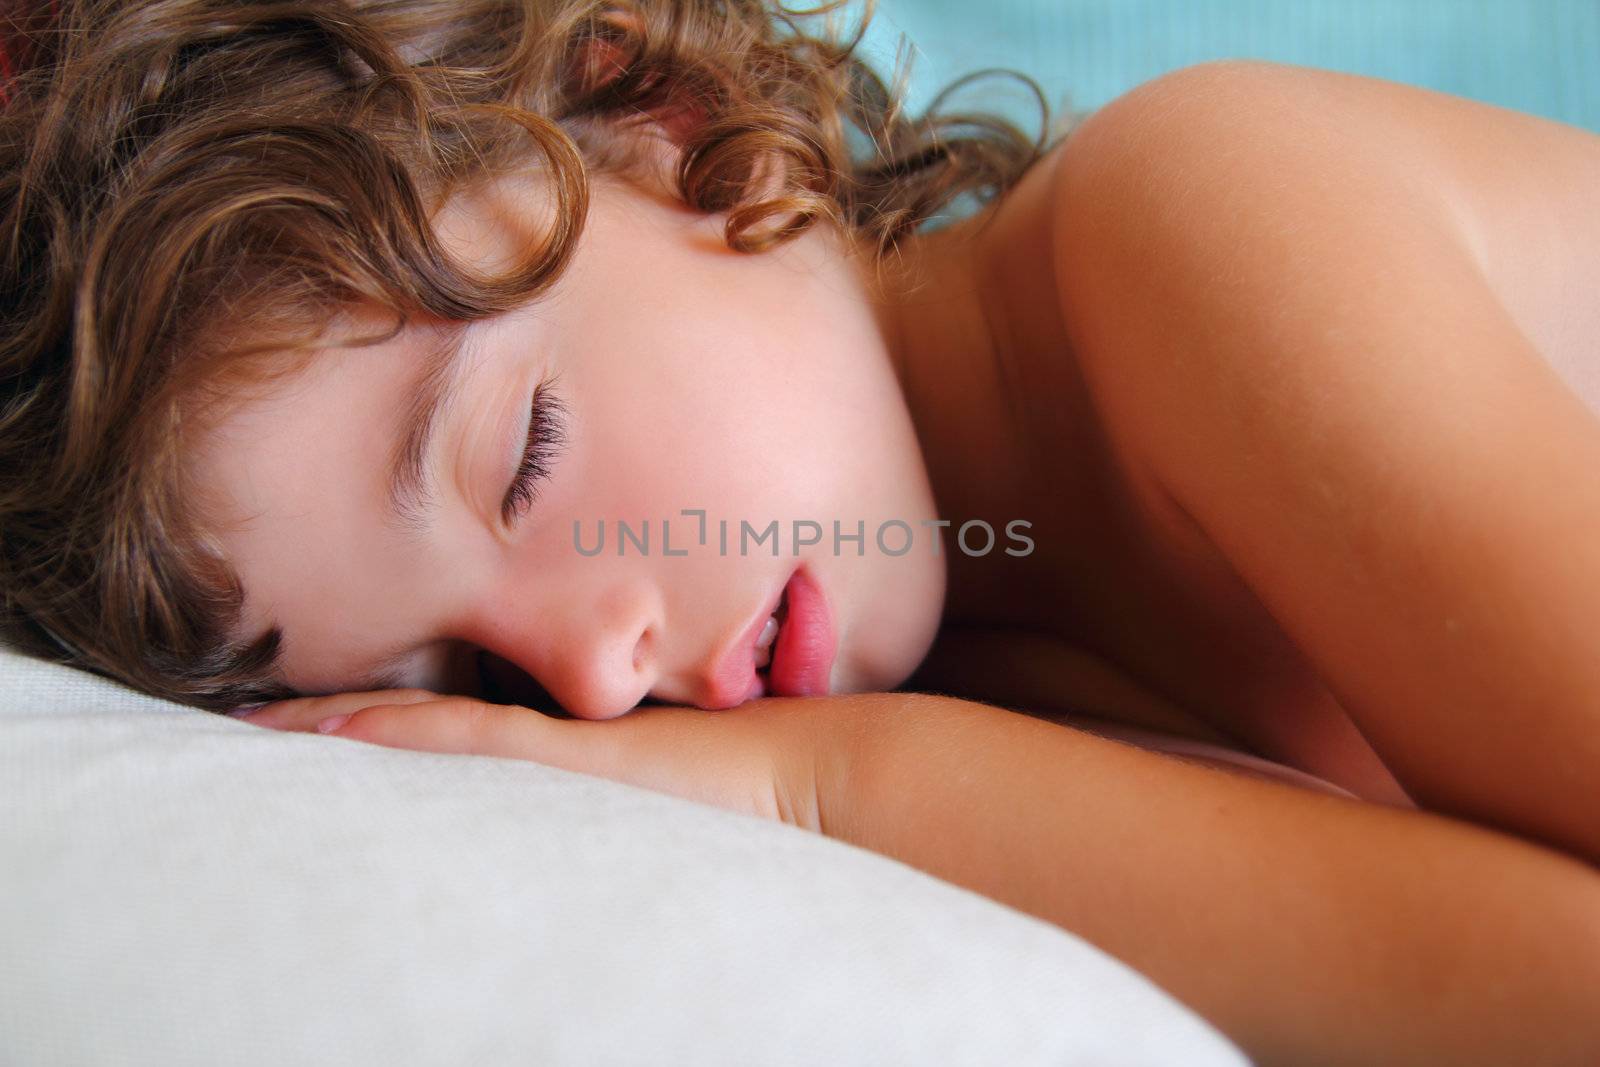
[{"xmin": 232, "ymin": 690, "xmax": 837, "ymax": 831}]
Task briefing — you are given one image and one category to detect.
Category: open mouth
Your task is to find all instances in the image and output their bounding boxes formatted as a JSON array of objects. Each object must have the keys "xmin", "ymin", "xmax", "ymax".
[
  {"xmin": 752, "ymin": 586, "xmax": 790, "ymax": 678},
  {"xmin": 758, "ymin": 566, "xmax": 835, "ymax": 698}
]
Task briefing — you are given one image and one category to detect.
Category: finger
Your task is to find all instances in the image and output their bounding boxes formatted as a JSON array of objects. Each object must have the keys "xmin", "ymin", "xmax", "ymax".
[
  {"xmin": 322, "ymin": 699, "xmax": 705, "ymax": 796},
  {"xmin": 232, "ymin": 688, "xmax": 441, "ymax": 732},
  {"xmin": 323, "ymin": 698, "xmax": 598, "ymax": 767},
  {"xmin": 326, "ymin": 699, "xmax": 805, "ymax": 825}
]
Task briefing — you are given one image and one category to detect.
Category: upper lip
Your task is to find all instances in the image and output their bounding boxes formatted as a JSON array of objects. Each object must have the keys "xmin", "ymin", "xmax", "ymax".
[{"xmin": 682, "ymin": 571, "xmax": 791, "ymax": 710}]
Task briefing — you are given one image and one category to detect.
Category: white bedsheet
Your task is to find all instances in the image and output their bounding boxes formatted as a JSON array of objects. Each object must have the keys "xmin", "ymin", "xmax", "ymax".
[{"xmin": 0, "ymin": 647, "xmax": 1247, "ymax": 1066}]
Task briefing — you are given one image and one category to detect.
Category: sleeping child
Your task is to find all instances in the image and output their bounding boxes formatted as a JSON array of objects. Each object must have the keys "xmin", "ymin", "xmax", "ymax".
[{"xmin": 2, "ymin": 1, "xmax": 1598, "ymax": 1061}]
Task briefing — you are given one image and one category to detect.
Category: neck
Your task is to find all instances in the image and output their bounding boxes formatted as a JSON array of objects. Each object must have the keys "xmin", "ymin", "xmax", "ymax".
[{"xmin": 869, "ymin": 211, "xmax": 1066, "ymax": 632}]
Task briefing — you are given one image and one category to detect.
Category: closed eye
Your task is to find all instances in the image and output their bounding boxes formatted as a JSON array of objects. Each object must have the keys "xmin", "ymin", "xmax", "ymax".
[{"xmin": 502, "ymin": 376, "xmax": 569, "ymax": 525}]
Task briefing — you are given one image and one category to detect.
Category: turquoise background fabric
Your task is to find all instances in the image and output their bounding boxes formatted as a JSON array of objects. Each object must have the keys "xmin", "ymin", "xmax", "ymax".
[{"xmin": 857, "ymin": 1, "xmax": 1600, "ymax": 136}]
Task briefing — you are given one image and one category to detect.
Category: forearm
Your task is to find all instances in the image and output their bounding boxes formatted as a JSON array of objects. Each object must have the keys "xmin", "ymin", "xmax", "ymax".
[{"xmin": 818, "ymin": 694, "xmax": 1600, "ymax": 1066}]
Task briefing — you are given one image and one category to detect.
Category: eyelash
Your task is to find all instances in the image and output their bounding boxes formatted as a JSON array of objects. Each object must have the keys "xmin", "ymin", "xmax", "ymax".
[{"xmin": 501, "ymin": 378, "xmax": 569, "ymax": 526}]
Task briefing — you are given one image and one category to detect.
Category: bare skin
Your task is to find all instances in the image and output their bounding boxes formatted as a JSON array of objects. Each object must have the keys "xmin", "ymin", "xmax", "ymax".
[
  {"xmin": 888, "ymin": 127, "xmax": 1421, "ymax": 803},
  {"xmin": 899, "ymin": 59, "xmax": 1600, "ymax": 834},
  {"xmin": 232, "ymin": 59, "xmax": 1600, "ymax": 1062}
]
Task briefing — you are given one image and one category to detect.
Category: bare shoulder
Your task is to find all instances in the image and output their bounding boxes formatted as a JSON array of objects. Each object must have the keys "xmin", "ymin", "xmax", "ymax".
[
  {"xmin": 1052, "ymin": 59, "xmax": 1600, "ymax": 401},
  {"xmin": 1045, "ymin": 57, "xmax": 1600, "ymax": 466},
  {"xmin": 1051, "ymin": 57, "xmax": 1600, "ymax": 215},
  {"xmin": 1044, "ymin": 59, "xmax": 1600, "ymax": 862}
]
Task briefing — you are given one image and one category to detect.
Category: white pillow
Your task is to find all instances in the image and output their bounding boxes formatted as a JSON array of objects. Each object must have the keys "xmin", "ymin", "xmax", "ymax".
[{"xmin": 0, "ymin": 647, "xmax": 1247, "ymax": 1066}]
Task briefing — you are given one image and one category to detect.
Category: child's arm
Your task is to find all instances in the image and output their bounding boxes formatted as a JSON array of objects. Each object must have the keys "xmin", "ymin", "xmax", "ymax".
[
  {"xmin": 1052, "ymin": 61, "xmax": 1600, "ymax": 864},
  {"xmin": 240, "ymin": 687, "xmax": 1600, "ymax": 1060},
  {"xmin": 823, "ymin": 693, "xmax": 1600, "ymax": 1066}
]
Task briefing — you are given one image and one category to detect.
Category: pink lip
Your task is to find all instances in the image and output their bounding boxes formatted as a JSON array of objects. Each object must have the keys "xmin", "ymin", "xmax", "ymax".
[
  {"xmin": 766, "ymin": 566, "xmax": 835, "ymax": 698},
  {"xmin": 700, "ymin": 576, "xmax": 788, "ymax": 709}
]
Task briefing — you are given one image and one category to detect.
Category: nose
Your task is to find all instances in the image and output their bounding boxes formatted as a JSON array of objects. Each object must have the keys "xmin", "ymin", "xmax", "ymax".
[{"xmin": 472, "ymin": 588, "xmax": 657, "ymax": 721}]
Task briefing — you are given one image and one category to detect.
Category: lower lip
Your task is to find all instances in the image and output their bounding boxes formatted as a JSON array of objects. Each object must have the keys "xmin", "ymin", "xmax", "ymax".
[{"xmin": 766, "ymin": 567, "xmax": 836, "ymax": 697}]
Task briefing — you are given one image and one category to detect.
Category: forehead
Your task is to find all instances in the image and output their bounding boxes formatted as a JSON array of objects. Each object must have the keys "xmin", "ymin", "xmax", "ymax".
[
  {"xmin": 187, "ymin": 312, "xmax": 456, "ymax": 665},
  {"xmin": 187, "ymin": 167, "xmax": 553, "ymax": 571},
  {"xmin": 180, "ymin": 174, "xmax": 590, "ymax": 681}
]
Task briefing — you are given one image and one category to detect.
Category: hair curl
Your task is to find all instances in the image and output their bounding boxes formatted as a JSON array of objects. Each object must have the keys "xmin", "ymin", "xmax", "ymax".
[{"xmin": 0, "ymin": 0, "xmax": 1053, "ymax": 709}]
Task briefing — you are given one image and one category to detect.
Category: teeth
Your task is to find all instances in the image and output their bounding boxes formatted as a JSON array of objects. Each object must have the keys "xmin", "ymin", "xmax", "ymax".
[{"xmin": 753, "ymin": 614, "xmax": 780, "ymax": 670}]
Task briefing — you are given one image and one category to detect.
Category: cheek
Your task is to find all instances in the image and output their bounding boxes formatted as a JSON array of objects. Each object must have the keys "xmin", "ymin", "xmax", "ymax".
[
  {"xmin": 592, "ymin": 339, "xmax": 930, "ymax": 530},
  {"xmin": 571, "ymin": 351, "xmax": 807, "ymax": 511}
]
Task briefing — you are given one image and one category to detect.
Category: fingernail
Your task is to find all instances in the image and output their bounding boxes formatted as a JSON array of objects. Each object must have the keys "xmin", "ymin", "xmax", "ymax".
[
  {"xmin": 317, "ymin": 713, "xmax": 352, "ymax": 734},
  {"xmin": 227, "ymin": 704, "xmax": 266, "ymax": 719}
]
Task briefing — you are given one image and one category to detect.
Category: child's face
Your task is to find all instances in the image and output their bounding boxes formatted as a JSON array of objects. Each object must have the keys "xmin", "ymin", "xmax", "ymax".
[{"xmin": 190, "ymin": 171, "xmax": 946, "ymax": 717}]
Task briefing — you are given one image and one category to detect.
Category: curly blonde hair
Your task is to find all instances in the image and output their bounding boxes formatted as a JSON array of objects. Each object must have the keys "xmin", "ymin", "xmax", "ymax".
[{"xmin": 0, "ymin": 0, "xmax": 1051, "ymax": 708}]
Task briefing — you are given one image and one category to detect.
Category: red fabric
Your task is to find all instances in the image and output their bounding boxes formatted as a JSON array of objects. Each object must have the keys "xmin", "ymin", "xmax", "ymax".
[
  {"xmin": 0, "ymin": 0, "xmax": 60, "ymax": 107},
  {"xmin": 0, "ymin": 27, "xmax": 17, "ymax": 95}
]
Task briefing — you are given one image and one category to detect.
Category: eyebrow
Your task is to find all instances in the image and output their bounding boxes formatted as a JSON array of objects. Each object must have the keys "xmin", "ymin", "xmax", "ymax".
[{"xmin": 386, "ymin": 323, "xmax": 477, "ymax": 534}]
